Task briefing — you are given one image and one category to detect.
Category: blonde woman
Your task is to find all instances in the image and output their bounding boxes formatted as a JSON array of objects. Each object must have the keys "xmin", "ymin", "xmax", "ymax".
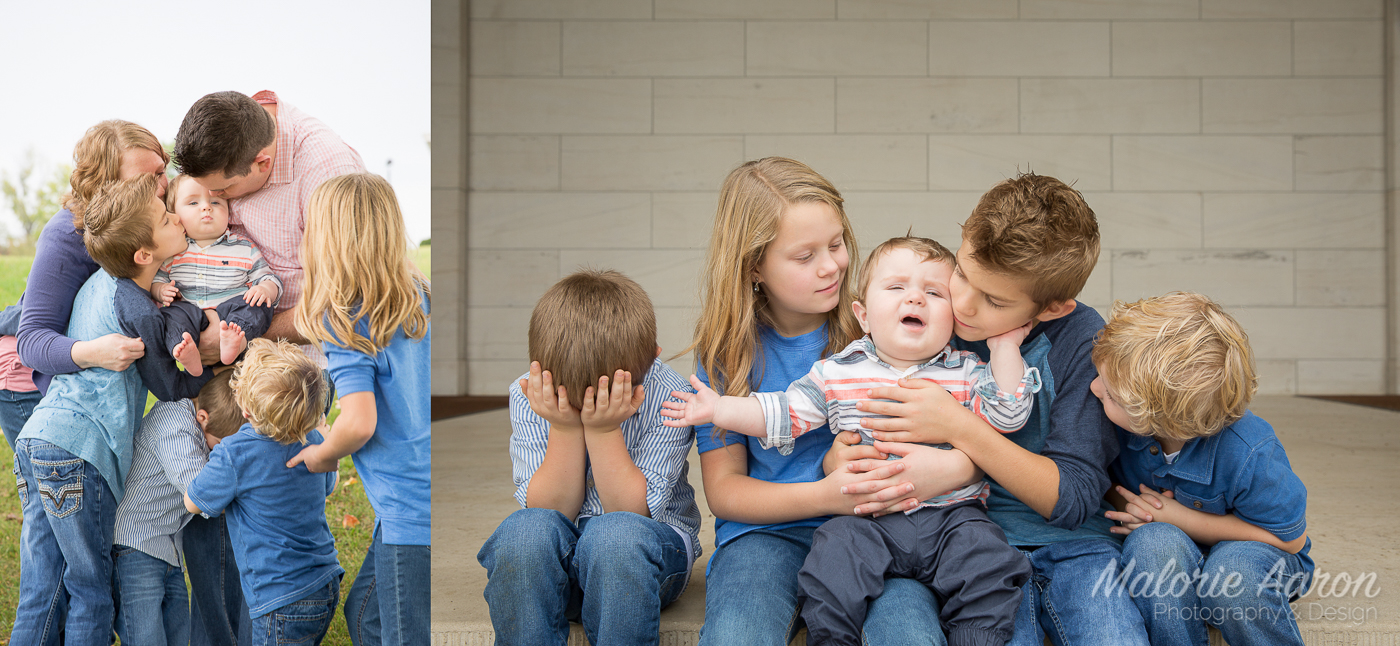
[
  {"xmin": 288, "ymin": 173, "xmax": 430, "ymax": 645},
  {"xmin": 687, "ymin": 158, "xmax": 978, "ymax": 646}
]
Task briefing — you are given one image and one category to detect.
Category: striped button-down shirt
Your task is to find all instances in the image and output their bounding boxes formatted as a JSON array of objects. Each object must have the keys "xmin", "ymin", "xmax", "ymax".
[
  {"xmin": 754, "ymin": 336, "xmax": 1041, "ymax": 511},
  {"xmin": 228, "ymin": 91, "xmax": 364, "ymax": 315},
  {"xmin": 114, "ymin": 399, "xmax": 211, "ymax": 568},
  {"xmin": 509, "ymin": 359, "xmax": 702, "ymax": 560},
  {"xmin": 156, "ymin": 231, "xmax": 282, "ymax": 309}
]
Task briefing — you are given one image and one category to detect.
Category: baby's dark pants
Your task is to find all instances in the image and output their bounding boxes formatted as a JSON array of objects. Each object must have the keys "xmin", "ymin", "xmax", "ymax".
[
  {"xmin": 162, "ymin": 298, "xmax": 273, "ymax": 364},
  {"xmin": 797, "ymin": 500, "xmax": 1031, "ymax": 646}
]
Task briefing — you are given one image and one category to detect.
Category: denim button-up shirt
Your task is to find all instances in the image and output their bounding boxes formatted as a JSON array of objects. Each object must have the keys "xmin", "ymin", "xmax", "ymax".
[{"xmin": 1112, "ymin": 411, "xmax": 1310, "ymax": 547}]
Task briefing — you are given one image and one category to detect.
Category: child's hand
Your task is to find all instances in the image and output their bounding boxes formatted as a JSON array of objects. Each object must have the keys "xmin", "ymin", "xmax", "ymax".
[
  {"xmin": 244, "ymin": 281, "xmax": 278, "ymax": 307},
  {"xmin": 287, "ymin": 443, "xmax": 338, "ymax": 473},
  {"xmin": 520, "ymin": 361, "xmax": 582, "ymax": 432},
  {"xmin": 985, "ymin": 320, "xmax": 1034, "ymax": 353},
  {"xmin": 659, "ymin": 374, "xmax": 719, "ymax": 428},
  {"xmin": 1106, "ymin": 484, "xmax": 1176, "ymax": 535},
  {"xmin": 580, "ymin": 369, "xmax": 644, "ymax": 434},
  {"xmin": 153, "ymin": 282, "xmax": 180, "ymax": 307}
]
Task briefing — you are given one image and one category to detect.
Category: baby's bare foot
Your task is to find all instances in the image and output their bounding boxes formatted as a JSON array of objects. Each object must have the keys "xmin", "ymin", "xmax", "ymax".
[
  {"xmin": 220, "ymin": 321, "xmax": 247, "ymax": 365},
  {"xmin": 174, "ymin": 333, "xmax": 203, "ymax": 377}
]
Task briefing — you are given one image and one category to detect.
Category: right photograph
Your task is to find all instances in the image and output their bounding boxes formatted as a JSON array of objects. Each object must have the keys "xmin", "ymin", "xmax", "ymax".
[{"xmin": 433, "ymin": 2, "xmax": 1400, "ymax": 645}]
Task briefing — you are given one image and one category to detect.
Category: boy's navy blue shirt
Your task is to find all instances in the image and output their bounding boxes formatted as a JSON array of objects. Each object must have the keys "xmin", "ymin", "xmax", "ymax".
[
  {"xmin": 1112, "ymin": 412, "xmax": 1314, "ymax": 575},
  {"xmin": 19, "ymin": 270, "xmax": 212, "ymax": 502},
  {"xmin": 952, "ymin": 302, "xmax": 1120, "ymax": 546},
  {"xmin": 187, "ymin": 424, "xmax": 343, "ymax": 618}
]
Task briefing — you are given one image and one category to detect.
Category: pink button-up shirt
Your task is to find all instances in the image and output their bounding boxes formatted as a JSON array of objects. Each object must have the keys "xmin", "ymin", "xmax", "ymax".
[{"xmin": 228, "ymin": 91, "xmax": 364, "ymax": 315}]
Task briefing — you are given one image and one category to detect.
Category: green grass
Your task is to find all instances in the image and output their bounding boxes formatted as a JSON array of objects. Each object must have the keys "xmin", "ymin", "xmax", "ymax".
[{"xmin": 0, "ymin": 246, "xmax": 428, "ymax": 642}]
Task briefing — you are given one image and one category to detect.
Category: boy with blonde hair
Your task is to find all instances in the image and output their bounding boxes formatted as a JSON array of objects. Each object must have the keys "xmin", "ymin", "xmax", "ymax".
[
  {"xmin": 839, "ymin": 173, "xmax": 1150, "ymax": 644},
  {"xmin": 113, "ymin": 372, "xmax": 244, "ymax": 646},
  {"xmin": 477, "ymin": 269, "xmax": 700, "ymax": 646},
  {"xmin": 664, "ymin": 235, "xmax": 1037, "ymax": 646},
  {"xmin": 12, "ymin": 173, "xmax": 213, "ymax": 644},
  {"xmin": 1095, "ymin": 292, "xmax": 1311, "ymax": 646},
  {"xmin": 185, "ymin": 339, "xmax": 342, "ymax": 645}
]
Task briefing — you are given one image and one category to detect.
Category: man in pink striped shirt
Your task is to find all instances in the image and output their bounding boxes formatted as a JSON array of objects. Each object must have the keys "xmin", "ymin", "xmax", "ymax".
[{"xmin": 175, "ymin": 90, "xmax": 365, "ymax": 351}]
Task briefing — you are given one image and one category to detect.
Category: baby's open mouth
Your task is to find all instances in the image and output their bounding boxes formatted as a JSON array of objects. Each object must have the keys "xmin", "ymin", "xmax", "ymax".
[{"xmin": 901, "ymin": 315, "xmax": 925, "ymax": 329}]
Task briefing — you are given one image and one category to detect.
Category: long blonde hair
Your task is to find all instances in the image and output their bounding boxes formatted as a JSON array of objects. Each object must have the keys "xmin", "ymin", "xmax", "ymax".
[
  {"xmin": 296, "ymin": 173, "xmax": 429, "ymax": 354},
  {"xmin": 682, "ymin": 157, "xmax": 861, "ymax": 399},
  {"xmin": 66, "ymin": 120, "xmax": 167, "ymax": 229}
]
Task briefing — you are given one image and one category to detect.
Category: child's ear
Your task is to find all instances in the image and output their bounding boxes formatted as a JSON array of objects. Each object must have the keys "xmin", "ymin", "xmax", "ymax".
[
  {"xmin": 195, "ymin": 409, "xmax": 211, "ymax": 431},
  {"xmin": 133, "ymin": 246, "xmax": 157, "ymax": 267},
  {"xmin": 852, "ymin": 300, "xmax": 871, "ymax": 334},
  {"xmin": 655, "ymin": 346, "xmax": 662, "ymax": 358},
  {"xmin": 1035, "ymin": 299, "xmax": 1077, "ymax": 324}
]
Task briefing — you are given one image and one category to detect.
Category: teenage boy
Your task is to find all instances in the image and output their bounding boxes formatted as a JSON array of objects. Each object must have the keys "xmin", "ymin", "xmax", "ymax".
[
  {"xmin": 834, "ymin": 173, "xmax": 1149, "ymax": 645},
  {"xmin": 12, "ymin": 173, "xmax": 212, "ymax": 645}
]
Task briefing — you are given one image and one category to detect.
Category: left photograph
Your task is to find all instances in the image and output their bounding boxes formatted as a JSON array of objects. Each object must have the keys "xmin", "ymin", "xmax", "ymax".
[{"xmin": 0, "ymin": 2, "xmax": 430, "ymax": 644}]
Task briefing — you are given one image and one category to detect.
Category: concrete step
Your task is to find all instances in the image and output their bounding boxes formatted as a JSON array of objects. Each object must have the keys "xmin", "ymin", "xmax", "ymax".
[{"xmin": 433, "ymin": 396, "xmax": 1400, "ymax": 645}]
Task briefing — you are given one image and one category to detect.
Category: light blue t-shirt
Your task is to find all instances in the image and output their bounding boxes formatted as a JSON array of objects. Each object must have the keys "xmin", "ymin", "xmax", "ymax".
[
  {"xmin": 321, "ymin": 294, "xmax": 431, "ymax": 546},
  {"xmin": 187, "ymin": 425, "xmax": 343, "ymax": 618},
  {"xmin": 695, "ymin": 324, "xmax": 834, "ymax": 550}
]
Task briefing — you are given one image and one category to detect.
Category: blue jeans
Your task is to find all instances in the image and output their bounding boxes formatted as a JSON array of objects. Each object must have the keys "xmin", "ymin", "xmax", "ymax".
[
  {"xmin": 186, "ymin": 513, "xmax": 253, "ymax": 646},
  {"xmin": 477, "ymin": 508, "xmax": 690, "ymax": 646},
  {"xmin": 250, "ymin": 578, "xmax": 341, "ymax": 646},
  {"xmin": 1121, "ymin": 522, "xmax": 1308, "ymax": 646},
  {"xmin": 0, "ymin": 388, "xmax": 41, "ymax": 451},
  {"xmin": 698, "ymin": 525, "xmax": 947, "ymax": 646},
  {"xmin": 344, "ymin": 524, "xmax": 431, "ymax": 645},
  {"xmin": 113, "ymin": 545, "xmax": 191, "ymax": 646},
  {"xmin": 12, "ymin": 439, "xmax": 118, "ymax": 646},
  {"xmin": 1009, "ymin": 538, "xmax": 1150, "ymax": 646}
]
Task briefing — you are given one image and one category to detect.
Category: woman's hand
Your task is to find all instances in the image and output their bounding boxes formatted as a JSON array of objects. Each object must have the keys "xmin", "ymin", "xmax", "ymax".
[
  {"xmin": 72, "ymin": 333, "xmax": 145, "ymax": 371},
  {"xmin": 841, "ymin": 441, "xmax": 981, "ymax": 517}
]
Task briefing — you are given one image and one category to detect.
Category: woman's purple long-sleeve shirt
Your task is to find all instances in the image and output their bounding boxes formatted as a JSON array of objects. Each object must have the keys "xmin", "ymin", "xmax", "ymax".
[{"xmin": 16, "ymin": 209, "xmax": 102, "ymax": 394}]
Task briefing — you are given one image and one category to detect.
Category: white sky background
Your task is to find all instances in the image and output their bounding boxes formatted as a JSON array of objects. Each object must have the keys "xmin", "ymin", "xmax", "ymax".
[{"xmin": 0, "ymin": 0, "xmax": 431, "ymax": 244}]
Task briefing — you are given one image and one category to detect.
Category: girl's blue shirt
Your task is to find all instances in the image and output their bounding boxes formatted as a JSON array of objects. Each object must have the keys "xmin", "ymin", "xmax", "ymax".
[{"xmin": 694, "ymin": 323, "xmax": 835, "ymax": 549}]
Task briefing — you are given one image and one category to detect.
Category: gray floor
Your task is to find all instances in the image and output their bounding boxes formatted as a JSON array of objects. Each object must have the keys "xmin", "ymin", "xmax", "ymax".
[{"xmin": 432, "ymin": 396, "xmax": 1400, "ymax": 646}]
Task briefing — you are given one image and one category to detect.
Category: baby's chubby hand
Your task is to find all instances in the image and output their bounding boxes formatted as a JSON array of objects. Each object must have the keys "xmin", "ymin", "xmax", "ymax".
[
  {"xmin": 152, "ymin": 282, "xmax": 180, "ymax": 307},
  {"xmin": 985, "ymin": 320, "xmax": 1034, "ymax": 353},
  {"xmin": 659, "ymin": 374, "xmax": 718, "ymax": 428}
]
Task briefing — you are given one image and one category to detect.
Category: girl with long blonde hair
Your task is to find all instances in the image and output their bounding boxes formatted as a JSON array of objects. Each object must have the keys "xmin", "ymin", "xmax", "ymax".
[
  {"xmin": 287, "ymin": 172, "xmax": 431, "ymax": 643},
  {"xmin": 688, "ymin": 158, "xmax": 974, "ymax": 645}
]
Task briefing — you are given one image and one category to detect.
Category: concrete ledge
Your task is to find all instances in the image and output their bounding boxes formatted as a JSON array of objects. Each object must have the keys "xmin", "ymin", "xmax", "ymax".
[{"xmin": 433, "ymin": 396, "xmax": 1400, "ymax": 645}]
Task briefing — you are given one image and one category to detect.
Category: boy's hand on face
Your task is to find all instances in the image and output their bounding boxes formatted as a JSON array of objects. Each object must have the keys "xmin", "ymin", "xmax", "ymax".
[
  {"xmin": 580, "ymin": 369, "xmax": 644, "ymax": 434},
  {"xmin": 985, "ymin": 320, "xmax": 1034, "ymax": 353},
  {"xmin": 243, "ymin": 281, "xmax": 278, "ymax": 307},
  {"xmin": 521, "ymin": 361, "xmax": 583, "ymax": 433},
  {"xmin": 659, "ymin": 374, "xmax": 719, "ymax": 428},
  {"xmin": 153, "ymin": 282, "xmax": 180, "ymax": 307}
]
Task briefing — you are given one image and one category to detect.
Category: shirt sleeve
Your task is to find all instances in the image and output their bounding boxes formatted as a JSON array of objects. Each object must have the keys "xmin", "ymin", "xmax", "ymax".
[
  {"xmin": 628, "ymin": 368, "xmax": 697, "ymax": 521},
  {"xmin": 323, "ymin": 338, "xmax": 376, "ymax": 397},
  {"xmin": 1229, "ymin": 439, "xmax": 1309, "ymax": 542},
  {"xmin": 117, "ymin": 286, "xmax": 213, "ymax": 401},
  {"xmin": 144, "ymin": 403, "xmax": 210, "ymax": 496},
  {"xmin": 964, "ymin": 353, "xmax": 1041, "ymax": 433},
  {"xmin": 187, "ymin": 439, "xmax": 238, "ymax": 517},
  {"xmin": 155, "ymin": 257, "xmax": 173, "ymax": 285},
  {"xmin": 1039, "ymin": 310, "xmax": 1120, "ymax": 531},
  {"xmin": 507, "ymin": 377, "xmax": 551, "ymax": 509},
  {"xmin": 241, "ymin": 239, "xmax": 283, "ymax": 304},
  {"xmin": 753, "ymin": 361, "xmax": 828, "ymax": 455},
  {"xmin": 16, "ymin": 212, "xmax": 101, "ymax": 378}
]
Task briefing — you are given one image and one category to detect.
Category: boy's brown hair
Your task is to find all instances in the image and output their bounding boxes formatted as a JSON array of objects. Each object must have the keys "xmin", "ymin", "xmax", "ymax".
[
  {"xmin": 174, "ymin": 91, "xmax": 277, "ymax": 180},
  {"xmin": 83, "ymin": 174, "xmax": 160, "ymax": 279},
  {"xmin": 962, "ymin": 172, "xmax": 1100, "ymax": 310},
  {"xmin": 528, "ymin": 269, "xmax": 656, "ymax": 410},
  {"xmin": 230, "ymin": 338, "xmax": 327, "ymax": 445},
  {"xmin": 857, "ymin": 234, "xmax": 954, "ymax": 301},
  {"xmin": 1092, "ymin": 292, "xmax": 1257, "ymax": 442},
  {"xmin": 197, "ymin": 371, "xmax": 243, "ymax": 439}
]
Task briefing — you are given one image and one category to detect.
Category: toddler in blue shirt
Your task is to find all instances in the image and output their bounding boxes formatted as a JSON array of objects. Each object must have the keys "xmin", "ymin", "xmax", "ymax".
[
  {"xmin": 186, "ymin": 338, "xmax": 343, "ymax": 646},
  {"xmin": 1094, "ymin": 292, "xmax": 1312, "ymax": 646}
]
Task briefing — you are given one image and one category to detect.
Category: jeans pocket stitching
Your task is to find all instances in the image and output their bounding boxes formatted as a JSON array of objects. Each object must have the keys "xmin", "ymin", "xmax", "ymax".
[{"xmin": 36, "ymin": 480, "xmax": 83, "ymax": 519}]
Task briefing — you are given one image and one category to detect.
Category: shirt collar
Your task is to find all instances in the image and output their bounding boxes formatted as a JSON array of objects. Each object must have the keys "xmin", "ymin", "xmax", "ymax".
[
  {"xmin": 842, "ymin": 336, "xmax": 958, "ymax": 376},
  {"xmin": 1125, "ymin": 430, "xmax": 1218, "ymax": 484}
]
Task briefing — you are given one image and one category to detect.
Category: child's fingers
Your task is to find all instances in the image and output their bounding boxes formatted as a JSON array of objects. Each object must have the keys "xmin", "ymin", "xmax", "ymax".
[
  {"xmin": 1138, "ymin": 483, "xmax": 1166, "ymax": 509},
  {"xmin": 630, "ymin": 384, "xmax": 645, "ymax": 409}
]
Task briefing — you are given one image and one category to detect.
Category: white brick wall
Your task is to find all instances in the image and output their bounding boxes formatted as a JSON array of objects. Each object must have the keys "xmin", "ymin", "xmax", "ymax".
[{"xmin": 451, "ymin": 0, "xmax": 1392, "ymax": 396}]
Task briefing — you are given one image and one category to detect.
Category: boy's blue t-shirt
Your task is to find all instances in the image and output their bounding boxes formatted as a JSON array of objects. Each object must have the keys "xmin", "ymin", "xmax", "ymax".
[
  {"xmin": 695, "ymin": 324, "xmax": 834, "ymax": 550},
  {"xmin": 321, "ymin": 294, "xmax": 431, "ymax": 546},
  {"xmin": 187, "ymin": 424, "xmax": 343, "ymax": 618},
  {"xmin": 952, "ymin": 302, "xmax": 1119, "ymax": 546},
  {"xmin": 1112, "ymin": 411, "xmax": 1314, "ymax": 577}
]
